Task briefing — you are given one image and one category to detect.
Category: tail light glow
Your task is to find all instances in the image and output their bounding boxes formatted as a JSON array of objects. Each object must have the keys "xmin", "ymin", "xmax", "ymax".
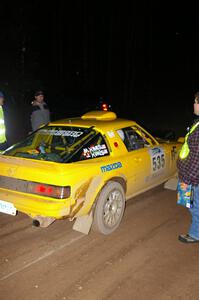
[{"xmin": 27, "ymin": 182, "xmax": 71, "ymax": 199}]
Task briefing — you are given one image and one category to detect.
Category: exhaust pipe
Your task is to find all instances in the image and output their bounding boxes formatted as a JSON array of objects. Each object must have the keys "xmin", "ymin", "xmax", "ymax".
[
  {"xmin": 32, "ymin": 219, "xmax": 40, "ymax": 227},
  {"xmin": 32, "ymin": 216, "xmax": 55, "ymax": 228}
]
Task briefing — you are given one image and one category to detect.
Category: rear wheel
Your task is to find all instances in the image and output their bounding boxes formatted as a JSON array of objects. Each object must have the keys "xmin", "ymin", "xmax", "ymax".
[{"xmin": 93, "ymin": 181, "xmax": 125, "ymax": 235}]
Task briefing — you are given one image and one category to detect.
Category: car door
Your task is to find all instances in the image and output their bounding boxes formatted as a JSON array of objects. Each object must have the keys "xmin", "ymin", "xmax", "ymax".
[
  {"xmin": 117, "ymin": 126, "xmax": 166, "ymax": 198},
  {"xmin": 131, "ymin": 125, "xmax": 171, "ymax": 188}
]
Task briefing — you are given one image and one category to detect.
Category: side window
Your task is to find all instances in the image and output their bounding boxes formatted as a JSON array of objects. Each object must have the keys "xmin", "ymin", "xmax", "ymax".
[
  {"xmin": 117, "ymin": 127, "xmax": 146, "ymax": 152},
  {"xmin": 70, "ymin": 133, "xmax": 109, "ymax": 162},
  {"xmin": 132, "ymin": 125, "xmax": 156, "ymax": 146}
]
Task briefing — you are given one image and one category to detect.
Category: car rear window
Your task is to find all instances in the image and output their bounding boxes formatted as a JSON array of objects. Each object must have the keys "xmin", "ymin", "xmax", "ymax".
[{"xmin": 4, "ymin": 126, "xmax": 109, "ymax": 163}]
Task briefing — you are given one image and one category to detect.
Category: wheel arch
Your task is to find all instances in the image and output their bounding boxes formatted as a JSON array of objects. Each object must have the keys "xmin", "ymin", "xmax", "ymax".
[
  {"xmin": 72, "ymin": 175, "xmax": 127, "ymax": 235},
  {"xmin": 73, "ymin": 174, "xmax": 127, "ymax": 218},
  {"xmin": 105, "ymin": 176, "xmax": 127, "ymax": 195},
  {"xmin": 93, "ymin": 175, "xmax": 127, "ymax": 208},
  {"xmin": 92, "ymin": 179, "xmax": 126, "ymax": 234}
]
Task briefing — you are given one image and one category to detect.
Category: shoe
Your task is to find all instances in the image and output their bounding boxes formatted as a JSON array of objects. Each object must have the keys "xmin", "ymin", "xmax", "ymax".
[{"xmin": 178, "ymin": 234, "xmax": 199, "ymax": 243}]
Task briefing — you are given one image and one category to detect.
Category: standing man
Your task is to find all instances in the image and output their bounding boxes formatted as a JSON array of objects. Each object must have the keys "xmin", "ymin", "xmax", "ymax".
[
  {"xmin": 177, "ymin": 91, "xmax": 199, "ymax": 243},
  {"xmin": 0, "ymin": 91, "xmax": 7, "ymax": 151},
  {"xmin": 30, "ymin": 90, "xmax": 50, "ymax": 131}
]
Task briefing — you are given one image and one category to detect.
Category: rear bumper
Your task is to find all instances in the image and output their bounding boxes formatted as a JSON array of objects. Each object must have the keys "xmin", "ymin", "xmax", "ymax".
[{"xmin": 0, "ymin": 188, "xmax": 71, "ymax": 218}]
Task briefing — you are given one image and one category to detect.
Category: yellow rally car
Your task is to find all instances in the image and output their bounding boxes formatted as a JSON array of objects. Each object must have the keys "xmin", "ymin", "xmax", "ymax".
[{"xmin": 0, "ymin": 111, "xmax": 182, "ymax": 235}]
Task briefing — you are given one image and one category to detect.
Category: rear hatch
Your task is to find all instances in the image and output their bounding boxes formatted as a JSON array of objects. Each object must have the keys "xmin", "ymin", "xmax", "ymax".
[{"xmin": 0, "ymin": 155, "xmax": 80, "ymax": 187}]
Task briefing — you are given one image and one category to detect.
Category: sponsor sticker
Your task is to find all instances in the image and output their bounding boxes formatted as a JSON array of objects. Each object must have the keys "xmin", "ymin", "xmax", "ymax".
[
  {"xmin": 83, "ymin": 144, "xmax": 108, "ymax": 158},
  {"xmin": 39, "ymin": 129, "xmax": 83, "ymax": 138},
  {"xmin": 107, "ymin": 130, "xmax": 115, "ymax": 138},
  {"xmin": 101, "ymin": 162, "xmax": 122, "ymax": 172}
]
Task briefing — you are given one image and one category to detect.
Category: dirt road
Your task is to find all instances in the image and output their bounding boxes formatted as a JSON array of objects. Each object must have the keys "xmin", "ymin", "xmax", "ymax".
[{"xmin": 0, "ymin": 185, "xmax": 198, "ymax": 300}]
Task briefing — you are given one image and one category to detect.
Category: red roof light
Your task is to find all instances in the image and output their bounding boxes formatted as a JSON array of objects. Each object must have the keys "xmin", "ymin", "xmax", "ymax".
[{"xmin": 101, "ymin": 103, "xmax": 108, "ymax": 111}]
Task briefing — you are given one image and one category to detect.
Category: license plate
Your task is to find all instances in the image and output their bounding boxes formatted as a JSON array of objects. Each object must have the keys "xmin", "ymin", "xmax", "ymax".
[{"xmin": 0, "ymin": 200, "xmax": 17, "ymax": 216}]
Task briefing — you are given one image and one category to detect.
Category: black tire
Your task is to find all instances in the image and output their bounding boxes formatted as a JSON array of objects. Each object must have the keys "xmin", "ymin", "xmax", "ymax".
[{"xmin": 93, "ymin": 181, "xmax": 125, "ymax": 235}]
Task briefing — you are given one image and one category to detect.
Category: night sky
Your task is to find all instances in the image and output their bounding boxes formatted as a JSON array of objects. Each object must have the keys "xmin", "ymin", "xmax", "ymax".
[{"xmin": 0, "ymin": 1, "xmax": 199, "ymax": 143}]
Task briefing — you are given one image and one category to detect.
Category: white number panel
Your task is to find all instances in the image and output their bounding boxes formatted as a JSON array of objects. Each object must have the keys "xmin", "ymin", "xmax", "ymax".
[{"xmin": 149, "ymin": 147, "xmax": 165, "ymax": 173}]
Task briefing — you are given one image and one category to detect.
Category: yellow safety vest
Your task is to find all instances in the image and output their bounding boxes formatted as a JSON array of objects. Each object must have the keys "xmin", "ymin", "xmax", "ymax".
[
  {"xmin": 179, "ymin": 121, "xmax": 199, "ymax": 159},
  {"xmin": 0, "ymin": 106, "xmax": 6, "ymax": 143}
]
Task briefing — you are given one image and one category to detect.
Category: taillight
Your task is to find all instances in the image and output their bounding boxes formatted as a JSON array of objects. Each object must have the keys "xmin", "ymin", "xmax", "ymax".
[{"xmin": 27, "ymin": 182, "xmax": 71, "ymax": 199}]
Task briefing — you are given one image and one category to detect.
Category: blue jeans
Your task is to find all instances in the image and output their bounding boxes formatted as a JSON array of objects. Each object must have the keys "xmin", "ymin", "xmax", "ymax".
[{"xmin": 189, "ymin": 185, "xmax": 199, "ymax": 239}]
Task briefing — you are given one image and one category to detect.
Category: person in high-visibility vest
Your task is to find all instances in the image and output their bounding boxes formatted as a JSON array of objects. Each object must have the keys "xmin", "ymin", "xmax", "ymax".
[
  {"xmin": 177, "ymin": 91, "xmax": 199, "ymax": 243},
  {"xmin": 0, "ymin": 91, "xmax": 7, "ymax": 151}
]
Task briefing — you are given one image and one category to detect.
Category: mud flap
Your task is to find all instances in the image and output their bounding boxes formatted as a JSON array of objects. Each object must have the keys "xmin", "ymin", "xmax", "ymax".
[
  {"xmin": 164, "ymin": 177, "xmax": 178, "ymax": 190},
  {"xmin": 72, "ymin": 210, "xmax": 93, "ymax": 235}
]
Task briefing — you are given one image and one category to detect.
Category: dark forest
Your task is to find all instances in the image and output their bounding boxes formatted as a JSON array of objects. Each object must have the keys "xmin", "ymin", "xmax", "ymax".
[{"xmin": 0, "ymin": 1, "xmax": 198, "ymax": 144}]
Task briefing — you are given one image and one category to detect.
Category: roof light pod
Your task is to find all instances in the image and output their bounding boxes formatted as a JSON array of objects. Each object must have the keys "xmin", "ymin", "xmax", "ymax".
[{"xmin": 81, "ymin": 110, "xmax": 117, "ymax": 121}]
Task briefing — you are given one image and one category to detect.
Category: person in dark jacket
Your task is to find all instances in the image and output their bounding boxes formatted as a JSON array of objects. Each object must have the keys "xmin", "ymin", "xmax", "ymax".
[
  {"xmin": 177, "ymin": 91, "xmax": 199, "ymax": 243},
  {"xmin": 30, "ymin": 90, "xmax": 50, "ymax": 131}
]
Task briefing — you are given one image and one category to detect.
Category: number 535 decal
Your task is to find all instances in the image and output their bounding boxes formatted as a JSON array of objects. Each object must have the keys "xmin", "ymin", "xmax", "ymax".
[{"xmin": 149, "ymin": 147, "xmax": 165, "ymax": 172}]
